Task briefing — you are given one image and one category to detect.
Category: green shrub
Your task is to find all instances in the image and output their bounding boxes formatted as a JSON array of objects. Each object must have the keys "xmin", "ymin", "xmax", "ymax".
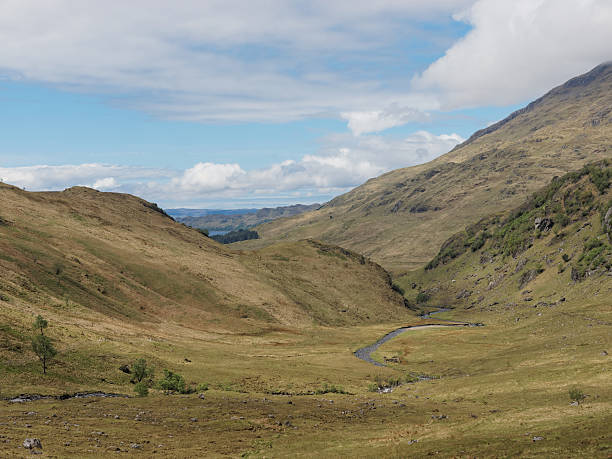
[
  {"xmin": 562, "ymin": 253, "xmax": 570, "ymax": 262},
  {"xmin": 415, "ymin": 292, "xmax": 430, "ymax": 303},
  {"xmin": 134, "ymin": 382, "xmax": 149, "ymax": 397},
  {"xmin": 556, "ymin": 213, "xmax": 571, "ymax": 227},
  {"xmin": 196, "ymin": 383, "xmax": 209, "ymax": 392},
  {"xmin": 211, "ymin": 229, "xmax": 259, "ymax": 244},
  {"xmin": 569, "ymin": 387, "xmax": 586, "ymax": 405},
  {"xmin": 315, "ymin": 383, "xmax": 347, "ymax": 395},
  {"xmin": 157, "ymin": 369, "xmax": 189, "ymax": 394}
]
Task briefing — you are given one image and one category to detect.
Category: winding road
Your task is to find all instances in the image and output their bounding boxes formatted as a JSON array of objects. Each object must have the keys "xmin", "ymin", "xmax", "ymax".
[{"xmin": 354, "ymin": 309, "xmax": 483, "ymax": 367}]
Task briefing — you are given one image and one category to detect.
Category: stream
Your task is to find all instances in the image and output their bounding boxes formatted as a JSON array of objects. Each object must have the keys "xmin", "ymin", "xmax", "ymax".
[{"xmin": 354, "ymin": 308, "xmax": 483, "ymax": 367}]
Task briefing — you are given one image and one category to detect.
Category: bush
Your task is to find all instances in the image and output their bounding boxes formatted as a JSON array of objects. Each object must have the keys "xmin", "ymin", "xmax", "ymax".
[
  {"xmin": 196, "ymin": 383, "xmax": 209, "ymax": 392},
  {"xmin": 569, "ymin": 387, "xmax": 586, "ymax": 405},
  {"xmin": 157, "ymin": 369, "xmax": 189, "ymax": 394},
  {"xmin": 210, "ymin": 229, "xmax": 259, "ymax": 244},
  {"xmin": 415, "ymin": 292, "xmax": 430, "ymax": 303},
  {"xmin": 315, "ymin": 383, "xmax": 347, "ymax": 395},
  {"xmin": 134, "ymin": 382, "xmax": 149, "ymax": 397},
  {"xmin": 562, "ymin": 253, "xmax": 570, "ymax": 262}
]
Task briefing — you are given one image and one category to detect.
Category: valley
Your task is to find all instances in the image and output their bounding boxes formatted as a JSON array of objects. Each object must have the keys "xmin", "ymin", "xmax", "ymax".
[{"xmin": 1, "ymin": 64, "xmax": 610, "ymax": 458}]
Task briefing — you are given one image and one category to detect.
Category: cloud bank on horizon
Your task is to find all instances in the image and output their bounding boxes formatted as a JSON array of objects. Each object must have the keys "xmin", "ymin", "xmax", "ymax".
[{"xmin": 0, "ymin": 0, "xmax": 610, "ymax": 207}]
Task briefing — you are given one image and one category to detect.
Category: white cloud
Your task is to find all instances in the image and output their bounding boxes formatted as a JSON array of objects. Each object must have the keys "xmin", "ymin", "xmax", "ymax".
[
  {"xmin": 0, "ymin": 131, "xmax": 463, "ymax": 206},
  {"xmin": 0, "ymin": 164, "xmax": 171, "ymax": 190},
  {"xmin": 0, "ymin": 1, "xmax": 470, "ymax": 123},
  {"xmin": 413, "ymin": 0, "xmax": 612, "ymax": 108},
  {"xmin": 172, "ymin": 162, "xmax": 245, "ymax": 192},
  {"xmin": 341, "ymin": 105, "xmax": 431, "ymax": 135},
  {"xmin": 92, "ymin": 177, "xmax": 119, "ymax": 190}
]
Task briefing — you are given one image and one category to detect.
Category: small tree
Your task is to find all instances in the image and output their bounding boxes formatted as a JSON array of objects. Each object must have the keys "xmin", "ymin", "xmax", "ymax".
[
  {"xmin": 131, "ymin": 358, "xmax": 153, "ymax": 384},
  {"xmin": 33, "ymin": 315, "xmax": 48, "ymax": 335},
  {"xmin": 569, "ymin": 387, "xmax": 586, "ymax": 405},
  {"xmin": 31, "ymin": 315, "xmax": 57, "ymax": 374}
]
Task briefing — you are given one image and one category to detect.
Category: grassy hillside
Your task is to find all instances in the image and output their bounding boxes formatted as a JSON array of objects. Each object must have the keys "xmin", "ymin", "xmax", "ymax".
[
  {"xmin": 0, "ymin": 183, "xmax": 406, "ymax": 332},
  {"xmin": 246, "ymin": 62, "xmax": 612, "ymax": 274},
  {"xmin": 395, "ymin": 160, "xmax": 612, "ymax": 311},
  {"xmin": 0, "ymin": 173, "xmax": 610, "ymax": 456}
]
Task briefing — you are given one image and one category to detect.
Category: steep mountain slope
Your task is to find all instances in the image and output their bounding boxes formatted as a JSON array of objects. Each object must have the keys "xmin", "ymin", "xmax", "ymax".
[
  {"xmin": 396, "ymin": 160, "xmax": 612, "ymax": 312},
  {"xmin": 0, "ymin": 183, "xmax": 407, "ymax": 336},
  {"xmin": 249, "ymin": 63, "xmax": 612, "ymax": 274}
]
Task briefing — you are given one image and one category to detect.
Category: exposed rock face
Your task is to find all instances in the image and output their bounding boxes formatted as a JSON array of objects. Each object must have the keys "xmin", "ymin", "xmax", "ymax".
[
  {"xmin": 534, "ymin": 217, "xmax": 554, "ymax": 231},
  {"xmin": 519, "ymin": 269, "xmax": 540, "ymax": 289},
  {"xmin": 604, "ymin": 207, "xmax": 612, "ymax": 233}
]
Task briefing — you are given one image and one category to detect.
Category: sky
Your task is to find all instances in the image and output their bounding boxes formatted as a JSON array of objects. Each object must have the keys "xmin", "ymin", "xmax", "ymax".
[{"xmin": 0, "ymin": 0, "xmax": 610, "ymax": 209}]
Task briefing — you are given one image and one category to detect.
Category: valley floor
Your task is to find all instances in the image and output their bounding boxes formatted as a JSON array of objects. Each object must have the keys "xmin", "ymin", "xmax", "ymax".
[{"xmin": 1, "ymin": 300, "xmax": 610, "ymax": 457}]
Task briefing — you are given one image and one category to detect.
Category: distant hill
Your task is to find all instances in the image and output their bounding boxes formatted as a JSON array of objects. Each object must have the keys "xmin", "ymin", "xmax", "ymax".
[
  {"xmin": 166, "ymin": 208, "xmax": 258, "ymax": 218},
  {"xmin": 248, "ymin": 63, "xmax": 612, "ymax": 274},
  {"xmin": 176, "ymin": 203, "xmax": 321, "ymax": 232}
]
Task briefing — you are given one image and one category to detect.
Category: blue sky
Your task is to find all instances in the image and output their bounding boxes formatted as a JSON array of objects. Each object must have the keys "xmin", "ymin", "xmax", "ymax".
[{"xmin": 0, "ymin": 1, "xmax": 610, "ymax": 208}]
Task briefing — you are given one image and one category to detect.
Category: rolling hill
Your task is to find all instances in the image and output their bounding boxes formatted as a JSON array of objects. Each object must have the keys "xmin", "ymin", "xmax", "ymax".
[
  {"xmin": 0, "ymin": 183, "xmax": 408, "ymax": 339},
  {"xmin": 247, "ymin": 62, "xmax": 612, "ymax": 274}
]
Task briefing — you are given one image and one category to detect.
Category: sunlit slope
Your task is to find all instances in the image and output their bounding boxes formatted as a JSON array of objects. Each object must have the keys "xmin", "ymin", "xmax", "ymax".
[
  {"xmin": 250, "ymin": 62, "xmax": 612, "ymax": 274},
  {"xmin": 0, "ymin": 183, "xmax": 408, "ymax": 335},
  {"xmin": 396, "ymin": 160, "xmax": 612, "ymax": 314}
]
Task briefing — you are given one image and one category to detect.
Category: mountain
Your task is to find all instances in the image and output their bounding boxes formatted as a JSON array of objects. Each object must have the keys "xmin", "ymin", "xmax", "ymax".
[
  {"xmin": 396, "ymin": 160, "xmax": 612, "ymax": 310},
  {"xmin": 174, "ymin": 203, "xmax": 321, "ymax": 233},
  {"xmin": 0, "ymin": 184, "xmax": 406, "ymax": 336},
  {"xmin": 248, "ymin": 63, "xmax": 612, "ymax": 274}
]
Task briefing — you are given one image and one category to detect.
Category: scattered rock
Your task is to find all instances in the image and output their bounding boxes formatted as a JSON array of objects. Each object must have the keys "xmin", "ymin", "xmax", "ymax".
[
  {"xmin": 519, "ymin": 270, "xmax": 541, "ymax": 289},
  {"xmin": 456, "ymin": 289, "xmax": 472, "ymax": 299},
  {"xmin": 515, "ymin": 258, "xmax": 529, "ymax": 273},
  {"xmin": 532, "ymin": 436, "xmax": 544, "ymax": 442},
  {"xmin": 23, "ymin": 438, "xmax": 42, "ymax": 450},
  {"xmin": 130, "ymin": 443, "xmax": 142, "ymax": 449},
  {"xmin": 190, "ymin": 417, "xmax": 198, "ymax": 422},
  {"xmin": 534, "ymin": 217, "xmax": 554, "ymax": 231},
  {"xmin": 602, "ymin": 350, "xmax": 608, "ymax": 356},
  {"xmin": 198, "ymin": 393, "xmax": 206, "ymax": 400},
  {"xmin": 118, "ymin": 365, "xmax": 131, "ymax": 374}
]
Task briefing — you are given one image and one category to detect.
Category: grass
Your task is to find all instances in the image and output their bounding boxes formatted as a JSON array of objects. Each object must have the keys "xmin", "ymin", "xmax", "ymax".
[{"xmin": 0, "ymin": 297, "xmax": 609, "ymax": 457}]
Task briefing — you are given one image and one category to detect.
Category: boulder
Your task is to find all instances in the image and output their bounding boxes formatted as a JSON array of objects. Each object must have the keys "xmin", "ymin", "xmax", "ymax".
[
  {"xmin": 119, "ymin": 365, "xmax": 131, "ymax": 374},
  {"xmin": 534, "ymin": 218, "xmax": 554, "ymax": 231},
  {"xmin": 23, "ymin": 438, "xmax": 42, "ymax": 450}
]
